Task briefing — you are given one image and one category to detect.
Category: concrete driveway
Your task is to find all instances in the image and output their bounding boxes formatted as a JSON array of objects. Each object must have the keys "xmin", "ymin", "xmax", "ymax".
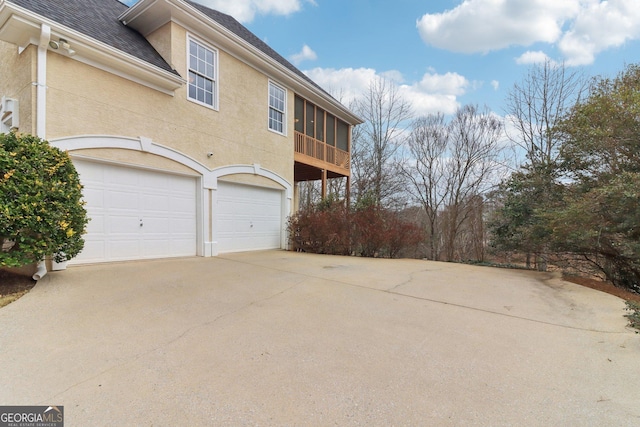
[{"xmin": 1, "ymin": 251, "xmax": 638, "ymax": 426}]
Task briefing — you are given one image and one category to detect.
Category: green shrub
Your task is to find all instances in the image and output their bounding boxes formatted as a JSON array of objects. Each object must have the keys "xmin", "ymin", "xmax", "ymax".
[{"xmin": 0, "ymin": 132, "xmax": 88, "ymax": 267}]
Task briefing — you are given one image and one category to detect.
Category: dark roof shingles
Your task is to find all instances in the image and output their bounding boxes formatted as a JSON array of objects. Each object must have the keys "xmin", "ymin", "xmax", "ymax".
[
  {"xmin": 9, "ymin": 0, "xmax": 177, "ymax": 74},
  {"xmin": 185, "ymin": 1, "xmax": 329, "ymax": 95},
  {"xmin": 10, "ymin": 0, "xmax": 330, "ymax": 97}
]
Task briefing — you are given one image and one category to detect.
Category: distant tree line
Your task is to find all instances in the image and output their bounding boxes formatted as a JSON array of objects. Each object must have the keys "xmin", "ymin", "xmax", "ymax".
[
  {"xmin": 293, "ymin": 62, "xmax": 640, "ymax": 294},
  {"xmin": 295, "ymin": 78, "xmax": 506, "ymax": 262},
  {"xmin": 491, "ymin": 63, "xmax": 640, "ymax": 293}
]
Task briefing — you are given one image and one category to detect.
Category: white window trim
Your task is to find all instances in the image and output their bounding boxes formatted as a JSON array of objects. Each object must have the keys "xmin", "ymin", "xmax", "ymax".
[
  {"xmin": 186, "ymin": 34, "xmax": 219, "ymax": 111},
  {"xmin": 268, "ymin": 81, "xmax": 287, "ymax": 136}
]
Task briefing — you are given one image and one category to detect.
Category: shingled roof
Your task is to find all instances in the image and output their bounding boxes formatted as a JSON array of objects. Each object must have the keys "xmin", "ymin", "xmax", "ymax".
[
  {"xmin": 9, "ymin": 0, "xmax": 328, "ymax": 96},
  {"xmin": 9, "ymin": 0, "xmax": 177, "ymax": 74}
]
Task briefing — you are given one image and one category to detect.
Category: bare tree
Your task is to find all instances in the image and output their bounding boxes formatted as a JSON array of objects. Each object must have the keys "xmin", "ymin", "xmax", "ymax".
[
  {"xmin": 505, "ymin": 59, "xmax": 586, "ymax": 168},
  {"xmin": 446, "ymin": 194, "xmax": 485, "ymax": 261},
  {"xmin": 352, "ymin": 77, "xmax": 413, "ymax": 208},
  {"xmin": 402, "ymin": 113, "xmax": 449, "ymax": 260},
  {"xmin": 297, "ymin": 181, "xmax": 319, "ymax": 211},
  {"xmin": 402, "ymin": 105, "xmax": 504, "ymax": 262},
  {"xmin": 297, "ymin": 178, "xmax": 348, "ymax": 211},
  {"xmin": 442, "ymin": 105, "xmax": 503, "ymax": 261}
]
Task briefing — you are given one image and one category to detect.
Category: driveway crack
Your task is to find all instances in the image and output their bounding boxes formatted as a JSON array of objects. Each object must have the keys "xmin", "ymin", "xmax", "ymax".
[
  {"xmin": 386, "ymin": 269, "xmax": 430, "ymax": 292},
  {"xmin": 221, "ymin": 257, "xmax": 629, "ymax": 335}
]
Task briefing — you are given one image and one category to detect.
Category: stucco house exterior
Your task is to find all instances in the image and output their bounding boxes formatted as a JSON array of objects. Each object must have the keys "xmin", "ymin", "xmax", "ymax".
[{"xmin": 0, "ymin": 0, "xmax": 361, "ymax": 267}]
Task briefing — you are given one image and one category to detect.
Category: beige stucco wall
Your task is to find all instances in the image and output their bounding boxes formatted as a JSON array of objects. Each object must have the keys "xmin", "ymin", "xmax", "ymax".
[
  {"xmin": 146, "ymin": 23, "xmax": 173, "ymax": 69},
  {"xmin": 0, "ymin": 41, "xmax": 36, "ymax": 134},
  {"xmin": 43, "ymin": 22, "xmax": 294, "ymax": 186},
  {"xmin": 219, "ymin": 173, "xmax": 285, "ymax": 190},
  {"xmin": 70, "ymin": 149, "xmax": 200, "ymax": 175}
]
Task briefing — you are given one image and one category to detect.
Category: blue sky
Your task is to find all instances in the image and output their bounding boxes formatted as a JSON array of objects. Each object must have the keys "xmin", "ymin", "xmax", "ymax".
[{"xmin": 124, "ymin": 0, "xmax": 640, "ymax": 117}]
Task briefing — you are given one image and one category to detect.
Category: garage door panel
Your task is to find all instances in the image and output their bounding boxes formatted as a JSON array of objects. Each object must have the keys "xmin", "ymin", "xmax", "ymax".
[
  {"xmin": 71, "ymin": 161, "xmax": 197, "ymax": 264},
  {"xmin": 109, "ymin": 167, "xmax": 139, "ymax": 185},
  {"xmin": 217, "ymin": 218, "xmax": 235, "ymax": 232},
  {"xmin": 84, "ymin": 211, "xmax": 105, "ymax": 233},
  {"xmin": 172, "ymin": 197, "xmax": 198, "ymax": 213},
  {"xmin": 83, "ymin": 188, "xmax": 105, "ymax": 208},
  {"xmin": 252, "ymin": 219, "xmax": 277, "ymax": 231},
  {"xmin": 76, "ymin": 164, "xmax": 104, "ymax": 182},
  {"xmin": 140, "ymin": 172, "xmax": 182, "ymax": 189},
  {"xmin": 217, "ymin": 182, "xmax": 282, "ymax": 253},
  {"xmin": 142, "ymin": 216, "xmax": 170, "ymax": 232},
  {"xmin": 79, "ymin": 240, "xmax": 105, "ymax": 262},
  {"xmin": 142, "ymin": 194, "xmax": 170, "ymax": 212},
  {"xmin": 108, "ymin": 215, "xmax": 141, "ymax": 234},
  {"xmin": 170, "ymin": 218, "xmax": 197, "ymax": 234},
  {"xmin": 143, "ymin": 238, "xmax": 194, "ymax": 255},
  {"xmin": 142, "ymin": 239, "xmax": 170, "ymax": 257},
  {"xmin": 108, "ymin": 190, "xmax": 140, "ymax": 211},
  {"xmin": 107, "ymin": 239, "xmax": 141, "ymax": 259}
]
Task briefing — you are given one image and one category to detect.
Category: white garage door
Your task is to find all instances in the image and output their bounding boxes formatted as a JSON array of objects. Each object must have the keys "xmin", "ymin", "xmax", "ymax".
[
  {"xmin": 217, "ymin": 182, "xmax": 282, "ymax": 253},
  {"xmin": 71, "ymin": 160, "xmax": 197, "ymax": 264}
]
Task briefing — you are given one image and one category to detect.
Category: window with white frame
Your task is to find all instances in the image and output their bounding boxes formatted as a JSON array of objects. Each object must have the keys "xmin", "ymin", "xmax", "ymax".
[
  {"xmin": 268, "ymin": 82, "xmax": 286, "ymax": 134},
  {"xmin": 188, "ymin": 37, "xmax": 217, "ymax": 108}
]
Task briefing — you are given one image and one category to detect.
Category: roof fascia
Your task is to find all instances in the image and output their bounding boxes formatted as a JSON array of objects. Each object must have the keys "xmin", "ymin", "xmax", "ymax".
[{"xmin": 0, "ymin": 0, "xmax": 185, "ymax": 95}]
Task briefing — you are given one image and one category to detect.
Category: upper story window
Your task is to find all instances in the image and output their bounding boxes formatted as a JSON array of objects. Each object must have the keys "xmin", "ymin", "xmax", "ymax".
[
  {"xmin": 188, "ymin": 37, "xmax": 217, "ymax": 109},
  {"xmin": 268, "ymin": 82, "xmax": 286, "ymax": 134}
]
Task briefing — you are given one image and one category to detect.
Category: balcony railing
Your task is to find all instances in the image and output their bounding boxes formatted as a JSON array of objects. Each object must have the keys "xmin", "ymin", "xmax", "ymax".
[{"xmin": 294, "ymin": 131, "xmax": 350, "ymax": 171}]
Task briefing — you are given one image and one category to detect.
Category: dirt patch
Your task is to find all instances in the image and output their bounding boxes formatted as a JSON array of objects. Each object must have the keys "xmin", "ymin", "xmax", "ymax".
[
  {"xmin": 564, "ymin": 275, "xmax": 640, "ymax": 303},
  {"xmin": 0, "ymin": 270, "xmax": 37, "ymax": 308}
]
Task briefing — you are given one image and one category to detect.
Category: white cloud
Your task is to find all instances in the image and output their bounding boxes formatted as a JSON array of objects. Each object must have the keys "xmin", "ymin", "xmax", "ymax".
[
  {"xmin": 491, "ymin": 80, "xmax": 499, "ymax": 91},
  {"xmin": 289, "ymin": 44, "xmax": 318, "ymax": 66},
  {"xmin": 413, "ymin": 71, "xmax": 468, "ymax": 96},
  {"xmin": 515, "ymin": 50, "xmax": 555, "ymax": 65},
  {"xmin": 380, "ymin": 70, "xmax": 404, "ymax": 83},
  {"xmin": 417, "ymin": 0, "xmax": 578, "ymax": 54},
  {"xmin": 304, "ymin": 67, "xmax": 377, "ymax": 105},
  {"xmin": 192, "ymin": 0, "xmax": 314, "ymax": 23},
  {"xmin": 559, "ymin": 0, "xmax": 640, "ymax": 66},
  {"xmin": 304, "ymin": 67, "xmax": 468, "ymax": 116},
  {"xmin": 417, "ymin": 0, "xmax": 640, "ymax": 66}
]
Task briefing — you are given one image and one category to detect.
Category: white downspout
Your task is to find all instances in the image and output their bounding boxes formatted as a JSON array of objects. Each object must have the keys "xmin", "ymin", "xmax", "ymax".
[
  {"xmin": 36, "ymin": 24, "xmax": 49, "ymax": 138},
  {"xmin": 32, "ymin": 24, "xmax": 50, "ymax": 280},
  {"xmin": 32, "ymin": 262, "xmax": 48, "ymax": 281}
]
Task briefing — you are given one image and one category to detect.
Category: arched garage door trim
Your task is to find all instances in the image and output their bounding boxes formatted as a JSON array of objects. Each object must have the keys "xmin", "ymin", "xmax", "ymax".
[
  {"xmin": 50, "ymin": 135, "xmax": 211, "ymax": 177},
  {"xmin": 209, "ymin": 164, "xmax": 293, "ymax": 255},
  {"xmin": 50, "ymin": 135, "xmax": 292, "ymax": 258}
]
